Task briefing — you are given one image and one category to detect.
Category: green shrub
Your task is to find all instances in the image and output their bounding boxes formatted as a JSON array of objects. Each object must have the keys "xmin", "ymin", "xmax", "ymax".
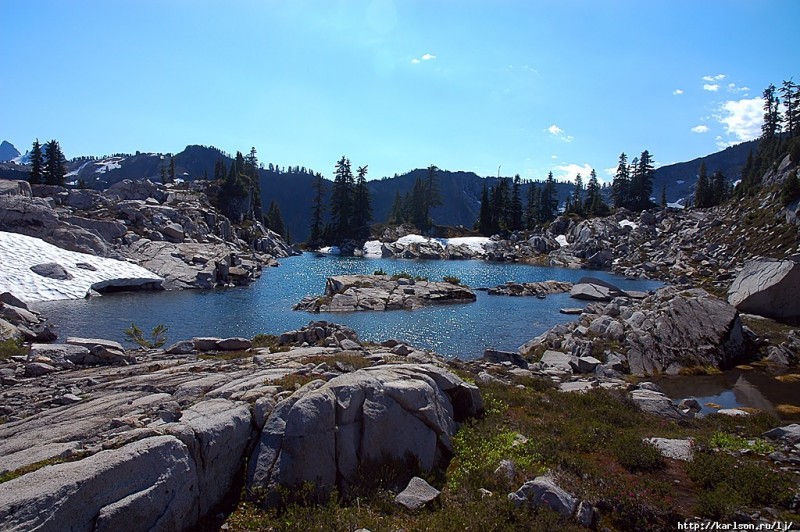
[
  {"xmin": 612, "ymin": 433, "xmax": 666, "ymax": 473},
  {"xmin": 0, "ymin": 338, "xmax": 27, "ymax": 360},
  {"xmin": 708, "ymin": 431, "xmax": 774, "ymax": 454},
  {"xmin": 443, "ymin": 275, "xmax": 461, "ymax": 285},
  {"xmin": 123, "ymin": 322, "xmax": 168, "ymax": 348},
  {"xmin": 373, "ymin": 268, "xmax": 386, "ymax": 275},
  {"xmin": 390, "ymin": 272, "xmax": 412, "ymax": 281}
]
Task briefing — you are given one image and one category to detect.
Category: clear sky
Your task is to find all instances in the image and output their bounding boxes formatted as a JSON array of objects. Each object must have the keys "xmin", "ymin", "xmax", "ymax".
[{"xmin": 2, "ymin": 0, "xmax": 798, "ymax": 182}]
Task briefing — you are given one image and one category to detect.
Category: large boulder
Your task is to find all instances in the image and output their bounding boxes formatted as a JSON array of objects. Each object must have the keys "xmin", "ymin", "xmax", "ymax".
[
  {"xmin": 246, "ymin": 364, "xmax": 482, "ymax": 500},
  {"xmin": 728, "ymin": 259, "xmax": 800, "ymax": 319},
  {"xmin": 626, "ymin": 287, "xmax": 746, "ymax": 375},
  {"xmin": 569, "ymin": 277, "xmax": 625, "ymax": 301}
]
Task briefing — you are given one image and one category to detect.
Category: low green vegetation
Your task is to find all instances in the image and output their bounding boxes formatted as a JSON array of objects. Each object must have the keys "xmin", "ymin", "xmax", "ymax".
[
  {"xmin": 123, "ymin": 322, "xmax": 168, "ymax": 349},
  {"xmin": 390, "ymin": 272, "xmax": 428, "ymax": 282},
  {"xmin": 251, "ymin": 333, "xmax": 290, "ymax": 352},
  {"xmin": 707, "ymin": 431, "xmax": 775, "ymax": 454},
  {"xmin": 0, "ymin": 337, "xmax": 27, "ymax": 360},
  {"xmin": 301, "ymin": 353, "xmax": 373, "ymax": 370},
  {"xmin": 443, "ymin": 275, "xmax": 461, "ymax": 285},
  {"xmin": 224, "ymin": 375, "xmax": 799, "ymax": 530}
]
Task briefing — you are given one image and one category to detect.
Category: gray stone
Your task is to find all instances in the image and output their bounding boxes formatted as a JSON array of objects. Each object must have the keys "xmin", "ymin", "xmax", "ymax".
[
  {"xmin": 540, "ymin": 350, "xmax": 576, "ymax": 373},
  {"xmin": 165, "ymin": 340, "xmax": 196, "ymax": 354},
  {"xmin": 484, "ymin": 348, "xmax": 529, "ymax": 369},
  {"xmin": 645, "ymin": 438, "xmax": 694, "ymax": 461},
  {"xmin": 65, "ymin": 337, "xmax": 125, "ymax": 353},
  {"xmin": 394, "ymin": 476, "xmax": 441, "ymax": 510},
  {"xmin": 216, "ymin": 337, "xmax": 252, "ymax": 351},
  {"xmin": 30, "ymin": 262, "xmax": 73, "ymax": 280},
  {"xmin": 629, "ymin": 389, "xmax": 684, "ymax": 420},
  {"xmin": 763, "ymin": 424, "xmax": 800, "ymax": 444},
  {"xmin": 339, "ymin": 339, "xmax": 362, "ymax": 351},
  {"xmin": 728, "ymin": 259, "xmax": 800, "ymax": 319},
  {"xmin": 576, "ymin": 500, "xmax": 596, "ymax": 528},
  {"xmin": 193, "ymin": 337, "xmax": 222, "ymax": 351},
  {"xmin": 576, "ymin": 356, "xmax": 601, "ymax": 373},
  {"xmin": 717, "ymin": 408, "xmax": 750, "ymax": 417},
  {"xmin": 161, "ymin": 223, "xmax": 185, "ymax": 243},
  {"xmin": 24, "ymin": 362, "xmax": 57, "ymax": 377},
  {"xmin": 508, "ymin": 474, "xmax": 577, "ymax": 516}
]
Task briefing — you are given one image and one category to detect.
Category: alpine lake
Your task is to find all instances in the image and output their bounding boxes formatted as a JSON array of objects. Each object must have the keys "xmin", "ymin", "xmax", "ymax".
[{"xmin": 33, "ymin": 252, "xmax": 800, "ymax": 420}]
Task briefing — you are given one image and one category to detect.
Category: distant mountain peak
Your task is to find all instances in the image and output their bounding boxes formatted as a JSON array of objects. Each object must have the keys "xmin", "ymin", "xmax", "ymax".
[{"xmin": 0, "ymin": 140, "xmax": 21, "ymax": 162}]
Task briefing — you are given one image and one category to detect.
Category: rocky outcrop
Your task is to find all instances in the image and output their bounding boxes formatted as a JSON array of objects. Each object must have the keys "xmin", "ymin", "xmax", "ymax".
[
  {"xmin": 569, "ymin": 277, "xmax": 626, "ymax": 301},
  {"xmin": 0, "ymin": 294, "xmax": 56, "ymax": 342},
  {"xmin": 520, "ymin": 286, "xmax": 747, "ymax": 376},
  {"xmin": 294, "ymin": 275, "xmax": 477, "ymax": 312},
  {"xmin": 728, "ymin": 258, "xmax": 800, "ymax": 319},
  {"xmin": 246, "ymin": 363, "xmax": 483, "ymax": 500},
  {"xmin": 487, "ymin": 280, "xmax": 573, "ymax": 297},
  {"xmin": 0, "ymin": 326, "xmax": 482, "ymax": 531}
]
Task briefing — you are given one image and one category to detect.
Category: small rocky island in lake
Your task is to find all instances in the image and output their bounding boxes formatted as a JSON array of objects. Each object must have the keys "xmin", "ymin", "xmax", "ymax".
[{"xmin": 294, "ymin": 274, "xmax": 477, "ymax": 312}]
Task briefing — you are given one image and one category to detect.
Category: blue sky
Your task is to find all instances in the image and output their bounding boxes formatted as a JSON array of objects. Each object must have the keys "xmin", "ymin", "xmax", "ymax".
[{"xmin": 2, "ymin": 0, "xmax": 798, "ymax": 182}]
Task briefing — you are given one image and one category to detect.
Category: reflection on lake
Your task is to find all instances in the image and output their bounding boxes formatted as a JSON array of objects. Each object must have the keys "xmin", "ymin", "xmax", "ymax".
[{"xmin": 35, "ymin": 253, "xmax": 662, "ymax": 359}]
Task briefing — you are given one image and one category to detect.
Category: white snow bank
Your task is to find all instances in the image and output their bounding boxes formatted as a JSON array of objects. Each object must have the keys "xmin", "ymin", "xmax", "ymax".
[
  {"xmin": 666, "ymin": 202, "xmax": 685, "ymax": 210},
  {"xmin": 445, "ymin": 236, "xmax": 490, "ymax": 253},
  {"xmin": 619, "ymin": 220, "xmax": 639, "ymax": 230},
  {"xmin": 555, "ymin": 235, "xmax": 568, "ymax": 247},
  {"xmin": 0, "ymin": 231, "xmax": 163, "ymax": 303},
  {"xmin": 363, "ymin": 240, "xmax": 383, "ymax": 257},
  {"xmin": 318, "ymin": 246, "xmax": 341, "ymax": 255},
  {"xmin": 396, "ymin": 234, "xmax": 430, "ymax": 245}
]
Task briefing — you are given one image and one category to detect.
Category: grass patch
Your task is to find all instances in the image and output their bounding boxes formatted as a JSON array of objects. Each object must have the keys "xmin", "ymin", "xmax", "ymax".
[
  {"xmin": 707, "ymin": 431, "xmax": 775, "ymax": 454},
  {"xmin": 775, "ymin": 373, "xmax": 800, "ymax": 383},
  {"xmin": 0, "ymin": 337, "xmax": 27, "ymax": 360},
  {"xmin": 251, "ymin": 334, "xmax": 290, "ymax": 353},
  {"xmin": 199, "ymin": 350, "xmax": 251, "ymax": 361},
  {"xmin": 270, "ymin": 373, "xmax": 318, "ymax": 390},
  {"xmin": 1, "ymin": 452, "xmax": 89, "ymax": 484}
]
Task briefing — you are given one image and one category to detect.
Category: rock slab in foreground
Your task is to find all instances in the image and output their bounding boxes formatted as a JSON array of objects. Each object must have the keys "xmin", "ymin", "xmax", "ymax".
[
  {"xmin": 246, "ymin": 363, "xmax": 483, "ymax": 499},
  {"xmin": 294, "ymin": 274, "xmax": 477, "ymax": 312}
]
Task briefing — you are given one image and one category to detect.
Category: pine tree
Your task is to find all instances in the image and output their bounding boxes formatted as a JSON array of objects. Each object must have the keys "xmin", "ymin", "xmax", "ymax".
[
  {"xmin": 660, "ymin": 185, "xmax": 667, "ymax": 208},
  {"xmin": 584, "ymin": 169, "xmax": 606, "ymax": 216},
  {"xmin": 781, "ymin": 80, "xmax": 799, "ymax": 139},
  {"xmin": 160, "ymin": 163, "xmax": 168, "ymax": 184},
  {"xmin": 387, "ymin": 191, "xmax": 405, "ymax": 224},
  {"xmin": 570, "ymin": 173, "xmax": 584, "ymax": 216},
  {"xmin": 540, "ymin": 172, "xmax": 557, "ymax": 222},
  {"xmin": 409, "ymin": 177, "xmax": 427, "ymax": 229},
  {"xmin": 478, "ymin": 183, "xmax": 492, "ymax": 235},
  {"xmin": 695, "ymin": 162, "xmax": 710, "ymax": 208},
  {"xmin": 308, "ymin": 172, "xmax": 326, "ymax": 247},
  {"xmin": 490, "ymin": 178, "xmax": 511, "ymax": 232},
  {"xmin": 612, "ymin": 153, "xmax": 629, "ymax": 209},
  {"xmin": 168, "ymin": 157, "xmax": 176, "ymax": 183},
  {"xmin": 330, "ymin": 156, "xmax": 354, "ymax": 240},
  {"xmin": 510, "ymin": 174, "xmax": 523, "ymax": 230},
  {"xmin": 350, "ymin": 165, "xmax": 373, "ymax": 240},
  {"xmin": 29, "ymin": 139, "xmax": 44, "ymax": 185},
  {"xmin": 266, "ymin": 200, "xmax": 285, "ymax": 236},
  {"xmin": 781, "ymin": 170, "xmax": 800, "ymax": 206},
  {"xmin": 761, "ymin": 83, "xmax": 782, "ymax": 143},
  {"xmin": 525, "ymin": 183, "xmax": 540, "ymax": 229},
  {"xmin": 710, "ymin": 170, "xmax": 728, "ymax": 206},
  {"xmin": 43, "ymin": 139, "xmax": 66, "ymax": 186}
]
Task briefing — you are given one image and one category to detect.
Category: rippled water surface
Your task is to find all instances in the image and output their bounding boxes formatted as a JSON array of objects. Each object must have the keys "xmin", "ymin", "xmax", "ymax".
[{"xmin": 35, "ymin": 253, "xmax": 663, "ymax": 359}]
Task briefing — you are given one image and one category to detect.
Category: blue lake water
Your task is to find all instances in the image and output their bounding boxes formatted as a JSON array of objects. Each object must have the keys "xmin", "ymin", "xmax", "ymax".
[{"xmin": 34, "ymin": 253, "xmax": 663, "ymax": 359}]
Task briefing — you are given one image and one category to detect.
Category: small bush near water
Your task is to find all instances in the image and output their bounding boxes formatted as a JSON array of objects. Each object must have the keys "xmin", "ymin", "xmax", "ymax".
[{"xmin": 0, "ymin": 338, "xmax": 27, "ymax": 360}]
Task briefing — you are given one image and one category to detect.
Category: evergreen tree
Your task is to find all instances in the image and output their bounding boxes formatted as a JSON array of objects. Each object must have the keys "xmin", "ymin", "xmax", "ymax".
[
  {"xmin": 308, "ymin": 172, "xmax": 326, "ymax": 248},
  {"xmin": 29, "ymin": 139, "xmax": 43, "ymax": 185},
  {"xmin": 660, "ymin": 185, "xmax": 667, "ymax": 208},
  {"xmin": 168, "ymin": 157, "xmax": 176, "ymax": 183},
  {"xmin": 350, "ymin": 165, "xmax": 373, "ymax": 240},
  {"xmin": 160, "ymin": 163, "xmax": 168, "ymax": 184},
  {"xmin": 43, "ymin": 139, "xmax": 66, "ymax": 186},
  {"xmin": 540, "ymin": 172, "xmax": 557, "ymax": 222},
  {"xmin": 478, "ymin": 183, "xmax": 492, "ymax": 235},
  {"xmin": 694, "ymin": 162, "xmax": 710, "ymax": 208},
  {"xmin": 510, "ymin": 174, "xmax": 523, "ymax": 230},
  {"xmin": 781, "ymin": 80, "xmax": 799, "ymax": 139},
  {"xmin": 213, "ymin": 158, "xmax": 226, "ymax": 181},
  {"xmin": 490, "ymin": 178, "xmax": 511, "ymax": 232},
  {"xmin": 584, "ymin": 169, "xmax": 606, "ymax": 215},
  {"xmin": 423, "ymin": 164, "xmax": 443, "ymax": 230},
  {"xmin": 387, "ymin": 191, "xmax": 405, "ymax": 224},
  {"xmin": 266, "ymin": 200, "xmax": 286, "ymax": 236},
  {"xmin": 330, "ymin": 156, "xmax": 354, "ymax": 241},
  {"xmin": 525, "ymin": 183, "xmax": 541, "ymax": 229},
  {"xmin": 569, "ymin": 173, "xmax": 584, "ymax": 216},
  {"xmin": 409, "ymin": 177, "xmax": 428, "ymax": 229},
  {"xmin": 710, "ymin": 170, "xmax": 728, "ymax": 205},
  {"xmin": 612, "ymin": 153, "xmax": 629, "ymax": 209},
  {"xmin": 761, "ymin": 83, "xmax": 782, "ymax": 143},
  {"xmin": 781, "ymin": 170, "xmax": 800, "ymax": 206}
]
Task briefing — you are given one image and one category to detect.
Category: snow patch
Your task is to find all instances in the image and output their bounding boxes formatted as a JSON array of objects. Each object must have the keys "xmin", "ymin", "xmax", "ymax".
[
  {"xmin": 318, "ymin": 246, "xmax": 341, "ymax": 255},
  {"xmin": 363, "ymin": 240, "xmax": 383, "ymax": 257},
  {"xmin": 94, "ymin": 158, "xmax": 123, "ymax": 174},
  {"xmin": 667, "ymin": 202, "xmax": 686, "ymax": 210},
  {"xmin": 676, "ymin": 180, "xmax": 685, "ymax": 185},
  {"xmin": 445, "ymin": 236, "xmax": 490, "ymax": 253},
  {"xmin": 619, "ymin": 220, "xmax": 639, "ymax": 230},
  {"xmin": 555, "ymin": 235, "xmax": 569, "ymax": 247},
  {"xmin": 0, "ymin": 231, "xmax": 163, "ymax": 303}
]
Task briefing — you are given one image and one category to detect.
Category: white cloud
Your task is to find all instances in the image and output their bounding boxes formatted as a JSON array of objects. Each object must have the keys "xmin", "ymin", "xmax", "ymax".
[
  {"xmin": 727, "ymin": 83, "xmax": 750, "ymax": 93},
  {"xmin": 551, "ymin": 154, "xmax": 558, "ymax": 160},
  {"xmin": 422, "ymin": 53, "xmax": 436, "ymax": 61},
  {"xmin": 703, "ymin": 84, "xmax": 720, "ymax": 92},
  {"xmin": 673, "ymin": 89, "xmax": 684, "ymax": 95},
  {"xmin": 702, "ymin": 74, "xmax": 726, "ymax": 82},
  {"xmin": 555, "ymin": 163, "xmax": 593, "ymax": 182},
  {"xmin": 691, "ymin": 125, "xmax": 710, "ymax": 133},
  {"xmin": 546, "ymin": 124, "xmax": 573, "ymax": 142},
  {"xmin": 410, "ymin": 58, "xmax": 420, "ymax": 64},
  {"xmin": 716, "ymin": 97, "xmax": 763, "ymax": 142},
  {"xmin": 604, "ymin": 166, "xmax": 617, "ymax": 178}
]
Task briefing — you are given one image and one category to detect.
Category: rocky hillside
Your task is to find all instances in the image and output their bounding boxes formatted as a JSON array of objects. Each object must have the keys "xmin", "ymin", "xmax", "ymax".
[{"xmin": 0, "ymin": 178, "xmax": 296, "ymax": 294}]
